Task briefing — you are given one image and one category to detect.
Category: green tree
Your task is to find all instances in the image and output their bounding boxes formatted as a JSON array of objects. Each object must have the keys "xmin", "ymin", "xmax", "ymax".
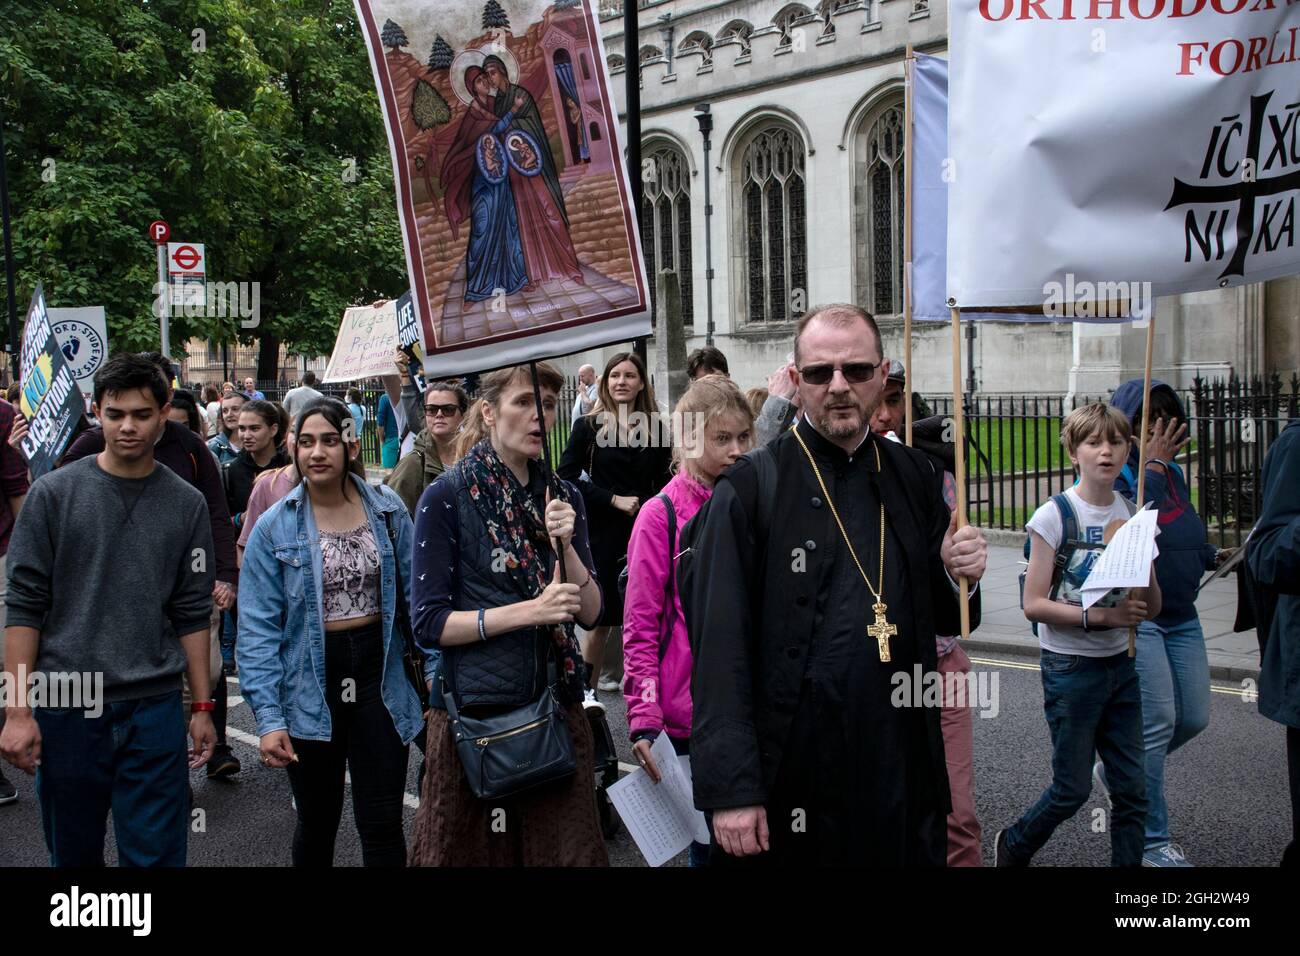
[
  {"xmin": 380, "ymin": 18, "xmax": 409, "ymax": 50},
  {"xmin": 483, "ymin": 1, "xmax": 511, "ymax": 31},
  {"xmin": 428, "ymin": 35, "xmax": 454, "ymax": 70},
  {"xmin": 0, "ymin": 0, "xmax": 407, "ymax": 379}
]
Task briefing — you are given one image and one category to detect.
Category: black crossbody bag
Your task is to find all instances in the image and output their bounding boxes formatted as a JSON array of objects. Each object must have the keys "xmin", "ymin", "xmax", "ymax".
[{"xmin": 440, "ymin": 657, "xmax": 576, "ymax": 800}]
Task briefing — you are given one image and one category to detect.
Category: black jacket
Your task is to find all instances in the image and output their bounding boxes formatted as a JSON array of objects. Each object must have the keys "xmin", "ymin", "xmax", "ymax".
[
  {"xmin": 223, "ymin": 448, "xmax": 290, "ymax": 520},
  {"xmin": 687, "ymin": 426, "xmax": 981, "ymax": 812}
]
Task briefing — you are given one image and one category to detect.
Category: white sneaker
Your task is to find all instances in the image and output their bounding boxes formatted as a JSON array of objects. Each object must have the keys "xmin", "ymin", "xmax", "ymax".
[
  {"xmin": 1142, "ymin": 843, "xmax": 1193, "ymax": 867},
  {"xmin": 582, "ymin": 688, "xmax": 605, "ymax": 714},
  {"xmin": 597, "ymin": 677, "xmax": 621, "ymax": 693},
  {"xmin": 1093, "ymin": 759, "xmax": 1112, "ymax": 810}
]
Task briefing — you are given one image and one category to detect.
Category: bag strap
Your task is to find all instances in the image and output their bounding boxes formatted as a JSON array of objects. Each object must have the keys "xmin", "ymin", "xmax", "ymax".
[
  {"xmin": 657, "ymin": 492, "xmax": 676, "ymax": 662},
  {"xmin": 1048, "ymin": 493, "xmax": 1077, "ymax": 600}
]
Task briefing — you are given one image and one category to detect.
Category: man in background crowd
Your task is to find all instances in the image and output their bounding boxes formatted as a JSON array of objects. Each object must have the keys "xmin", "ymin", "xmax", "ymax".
[{"xmin": 282, "ymin": 371, "xmax": 324, "ymax": 423}]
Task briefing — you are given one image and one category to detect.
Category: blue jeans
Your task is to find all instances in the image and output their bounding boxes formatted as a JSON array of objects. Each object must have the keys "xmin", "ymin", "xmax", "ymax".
[
  {"xmin": 35, "ymin": 692, "xmax": 189, "ymax": 867},
  {"xmin": 1134, "ymin": 618, "xmax": 1210, "ymax": 850},
  {"xmin": 220, "ymin": 608, "xmax": 237, "ymax": 668},
  {"xmin": 670, "ymin": 736, "xmax": 709, "ymax": 867},
  {"xmin": 1004, "ymin": 651, "xmax": 1146, "ymax": 867}
]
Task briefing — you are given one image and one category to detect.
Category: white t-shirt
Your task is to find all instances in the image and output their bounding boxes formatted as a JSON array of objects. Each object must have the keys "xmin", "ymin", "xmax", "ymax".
[{"xmin": 1025, "ymin": 487, "xmax": 1155, "ymax": 657}]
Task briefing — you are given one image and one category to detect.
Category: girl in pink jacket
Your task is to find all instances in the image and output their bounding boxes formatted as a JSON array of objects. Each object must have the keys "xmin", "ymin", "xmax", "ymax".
[{"xmin": 622, "ymin": 375, "xmax": 755, "ymax": 865}]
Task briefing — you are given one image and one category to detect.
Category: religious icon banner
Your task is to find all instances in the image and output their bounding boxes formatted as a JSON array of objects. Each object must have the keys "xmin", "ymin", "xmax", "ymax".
[
  {"xmin": 947, "ymin": 0, "xmax": 1300, "ymax": 310},
  {"xmin": 354, "ymin": 0, "xmax": 650, "ymax": 376}
]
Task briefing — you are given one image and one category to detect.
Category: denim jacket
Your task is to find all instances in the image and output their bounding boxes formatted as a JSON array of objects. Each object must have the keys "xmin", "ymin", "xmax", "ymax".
[{"xmin": 237, "ymin": 474, "xmax": 435, "ymax": 744}]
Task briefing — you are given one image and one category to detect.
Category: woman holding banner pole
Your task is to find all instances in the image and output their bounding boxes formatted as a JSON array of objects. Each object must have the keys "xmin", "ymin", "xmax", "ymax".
[{"xmin": 407, "ymin": 362, "xmax": 607, "ymax": 867}]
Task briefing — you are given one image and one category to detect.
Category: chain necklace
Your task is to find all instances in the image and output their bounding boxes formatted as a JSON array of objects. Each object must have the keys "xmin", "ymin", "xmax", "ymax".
[{"xmin": 791, "ymin": 420, "xmax": 898, "ymax": 662}]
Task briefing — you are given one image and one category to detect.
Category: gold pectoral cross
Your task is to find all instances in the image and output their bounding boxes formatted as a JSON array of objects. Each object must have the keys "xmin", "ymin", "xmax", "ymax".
[{"xmin": 866, "ymin": 601, "xmax": 897, "ymax": 663}]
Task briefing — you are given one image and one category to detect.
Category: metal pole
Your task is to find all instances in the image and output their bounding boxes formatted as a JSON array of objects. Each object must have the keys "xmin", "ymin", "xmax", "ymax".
[
  {"xmin": 702, "ymin": 133, "xmax": 714, "ymax": 346},
  {"xmin": 529, "ymin": 359, "xmax": 566, "ymax": 583},
  {"xmin": 157, "ymin": 243, "xmax": 171, "ymax": 358},
  {"xmin": 902, "ymin": 47, "xmax": 914, "ymax": 445},
  {"xmin": 0, "ymin": 114, "xmax": 19, "ymax": 380},
  {"xmin": 965, "ymin": 320, "xmax": 976, "ymax": 396},
  {"xmin": 625, "ymin": 1, "xmax": 646, "ymax": 364}
]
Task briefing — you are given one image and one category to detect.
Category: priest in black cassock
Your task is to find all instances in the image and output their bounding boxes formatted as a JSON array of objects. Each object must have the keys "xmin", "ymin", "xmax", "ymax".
[{"xmin": 687, "ymin": 303, "xmax": 988, "ymax": 866}]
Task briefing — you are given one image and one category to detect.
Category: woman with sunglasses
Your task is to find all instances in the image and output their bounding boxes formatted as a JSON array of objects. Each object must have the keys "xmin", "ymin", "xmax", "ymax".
[
  {"xmin": 558, "ymin": 351, "xmax": 672, "ymax": 694},
  {"xmin": 385, "ymin": 381, "xmax": 468, "ymax": 519}
]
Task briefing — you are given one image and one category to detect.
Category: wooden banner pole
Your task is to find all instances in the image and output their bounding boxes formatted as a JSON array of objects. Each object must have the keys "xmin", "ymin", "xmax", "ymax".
[
  {"xmin": 903, "ymin": 45, "xmax": 915, "ymax": 447},
  {"xmin": 1128, "ymin": 312, "xmax": 1157, "ymax": 657},
  {"xmin": 951, "ymin": 306, "xmax": 970, "ymax": 639}
]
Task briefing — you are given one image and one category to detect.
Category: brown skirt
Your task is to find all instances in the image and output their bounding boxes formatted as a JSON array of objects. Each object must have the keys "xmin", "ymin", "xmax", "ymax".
[{"xmin": 408, "ymin": 704, "xmax": 610, "ymax": 867}]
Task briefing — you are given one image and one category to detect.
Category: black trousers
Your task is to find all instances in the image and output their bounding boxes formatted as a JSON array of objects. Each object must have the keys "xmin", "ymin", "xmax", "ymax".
[{"xmin": 286, "ymin": 621, "xmax": 409, "ymax": 867}]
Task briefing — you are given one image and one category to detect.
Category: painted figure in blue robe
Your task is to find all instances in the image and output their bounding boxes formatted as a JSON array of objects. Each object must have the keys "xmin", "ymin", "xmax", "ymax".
[{"xmin": 442, "ymin": 66, "xmax": 531, "ymax": 302}]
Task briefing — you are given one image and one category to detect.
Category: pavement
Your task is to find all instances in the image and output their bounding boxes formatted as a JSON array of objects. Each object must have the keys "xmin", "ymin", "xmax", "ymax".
[{"xmin": 964, "ymin": 540, "xmax": 1259, "ymax": 683}]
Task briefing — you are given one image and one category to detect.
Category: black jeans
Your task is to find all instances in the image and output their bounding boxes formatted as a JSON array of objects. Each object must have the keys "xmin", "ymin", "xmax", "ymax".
[{"xmin": 286, "ymin": 621, "xmax": 409, "ymax": 867}]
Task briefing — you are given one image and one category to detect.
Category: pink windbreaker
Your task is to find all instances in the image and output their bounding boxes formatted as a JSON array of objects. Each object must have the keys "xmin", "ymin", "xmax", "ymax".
[{"xmin": 622, "ymin": 471, "xmax": 712, "ymax": 740}]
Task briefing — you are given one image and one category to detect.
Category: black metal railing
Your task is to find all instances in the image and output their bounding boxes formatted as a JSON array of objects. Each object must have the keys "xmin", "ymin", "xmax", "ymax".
[
  {"xmin": 193, "ymin": 376, "xmax": 590, "ymax": 469},
  {"xmin": 923, "ymin": 374, "xmax": 1299, "ymax": 545}
]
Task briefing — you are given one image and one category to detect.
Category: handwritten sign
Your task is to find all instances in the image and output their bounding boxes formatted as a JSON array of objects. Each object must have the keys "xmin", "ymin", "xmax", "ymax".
[{"xmin": 322, "ymin": 301, "xmax": 400, "ymax": 383}]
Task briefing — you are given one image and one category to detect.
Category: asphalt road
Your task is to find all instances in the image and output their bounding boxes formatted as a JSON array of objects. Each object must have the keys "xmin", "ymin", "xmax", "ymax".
[{"xmin": 0, "ymin": 655, "xmax": 1290, "ymax": 867}]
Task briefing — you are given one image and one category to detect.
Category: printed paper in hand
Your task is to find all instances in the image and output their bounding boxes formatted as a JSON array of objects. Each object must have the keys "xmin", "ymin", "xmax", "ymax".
[
  {"xmin": 606, "ymin": 733, "xmax": 709, "ymax": 866},
  {"xmin": 1080, "ymin": 507, "xmax": 1160, "ymax": 610}
]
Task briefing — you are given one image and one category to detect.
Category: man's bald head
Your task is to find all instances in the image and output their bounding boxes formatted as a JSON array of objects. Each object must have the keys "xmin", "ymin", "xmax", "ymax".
[
  {"xmin": 793, "ymin": 304, "xmax": 882, "ymax": 366},
  {"xmin": 578, "ymin": 364, "xmax": 596, "ymax": 386}
]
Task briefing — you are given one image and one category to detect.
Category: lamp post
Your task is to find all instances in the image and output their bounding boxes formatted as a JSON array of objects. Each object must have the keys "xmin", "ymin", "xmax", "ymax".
[
  {"xmin": 0, "ymin": 112, "xmax": 19, "ymax": 380},
  {"xmin": 624, "ymin": 2, "xmax": 647, "ymax": 364},
  {"xmin": 694, "ymin": 103, "xmax": 715, "ymax": 347}
]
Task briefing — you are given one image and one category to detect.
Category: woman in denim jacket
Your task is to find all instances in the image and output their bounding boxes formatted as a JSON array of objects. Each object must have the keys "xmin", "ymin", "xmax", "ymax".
[{"xmin": 239, "ymin": 399, "xmax": 432, "ymax": 867}]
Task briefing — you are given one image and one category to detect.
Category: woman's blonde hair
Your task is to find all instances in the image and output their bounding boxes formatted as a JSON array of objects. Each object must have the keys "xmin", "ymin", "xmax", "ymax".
[
  {"xmin": 672, "ymin": 373, "xmax": 754, "ymax": 477},
  {"xmin": 453, "ymin": 362, "xmax": 564, "ymax": 461}
]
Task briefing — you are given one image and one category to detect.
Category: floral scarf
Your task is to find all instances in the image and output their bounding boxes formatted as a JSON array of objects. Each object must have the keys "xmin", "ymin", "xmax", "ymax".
[{"xmin": 462, "ymin": 438, "xmax": 587, "ymax": 704}]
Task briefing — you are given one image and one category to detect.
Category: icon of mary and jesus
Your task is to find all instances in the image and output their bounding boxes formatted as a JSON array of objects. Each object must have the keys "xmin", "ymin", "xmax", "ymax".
[{"xmin": 441, "ymin": 56, "xmax": 584, "ymax": 303}]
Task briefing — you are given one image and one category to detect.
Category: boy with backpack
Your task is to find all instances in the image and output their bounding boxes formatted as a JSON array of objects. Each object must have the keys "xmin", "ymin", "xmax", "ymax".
[{"xmin": 997, "ymin": 402, "xmax": 1162, "ymax": 867}]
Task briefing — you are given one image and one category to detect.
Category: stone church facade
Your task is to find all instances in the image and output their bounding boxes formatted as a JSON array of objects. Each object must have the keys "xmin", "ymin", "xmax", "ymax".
[{"xmin": 556, "ymin": 0, "xmax": 1298, "ymax": 397}]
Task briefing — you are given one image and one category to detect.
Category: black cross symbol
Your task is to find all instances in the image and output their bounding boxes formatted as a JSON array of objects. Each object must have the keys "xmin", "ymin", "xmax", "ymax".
[{"xmin": 1165, "ymin": 90, "xmax": 1300, "ymax": 282}]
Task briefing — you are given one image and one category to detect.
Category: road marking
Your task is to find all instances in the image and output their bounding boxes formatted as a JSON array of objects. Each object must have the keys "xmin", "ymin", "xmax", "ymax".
[
  {"xmin": 219, "ymin": 717, "xmax": 421, "ymax": 809},
  {"xmin": 968, "ymin": 655, "xmax": 1038, "ymax": 671},
  {"xmin": 970, "ymin": 655, "xmax": 1250, "ymax": 696}
]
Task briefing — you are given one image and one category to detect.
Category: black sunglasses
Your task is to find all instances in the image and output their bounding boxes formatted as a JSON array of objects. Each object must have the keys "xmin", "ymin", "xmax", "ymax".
[
  {"xmin": 425, "ymin": 403, "xmax": 461, "ymax": 417},
  {"xmin": 797, "ymin": 362, "xmax": 879, "ymax": 386}
]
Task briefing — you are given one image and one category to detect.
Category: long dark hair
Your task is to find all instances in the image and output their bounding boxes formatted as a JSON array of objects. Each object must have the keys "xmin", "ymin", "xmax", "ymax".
[
  {"xmin": 591, "ymin": 351, "xmax": 666, "ymax": 446},
  {"xmin": 294, "ymin": 398, "xmax": 366, "ymax": 498},
  {"xmin": 168, "ymin": 390, "xmax": 204, "ymax": 436}
]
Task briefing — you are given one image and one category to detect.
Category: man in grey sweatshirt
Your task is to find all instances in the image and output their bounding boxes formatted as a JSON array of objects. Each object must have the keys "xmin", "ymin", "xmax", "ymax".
[{"xmin": 0, "ymin": 353, "xmax": 215, "ymax": 866}]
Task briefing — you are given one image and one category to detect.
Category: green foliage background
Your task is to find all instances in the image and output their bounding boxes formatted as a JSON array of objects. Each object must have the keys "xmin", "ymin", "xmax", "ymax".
[{"xmin": 0, "ymin": 0, "xmax": 408, "ymax": 374}]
